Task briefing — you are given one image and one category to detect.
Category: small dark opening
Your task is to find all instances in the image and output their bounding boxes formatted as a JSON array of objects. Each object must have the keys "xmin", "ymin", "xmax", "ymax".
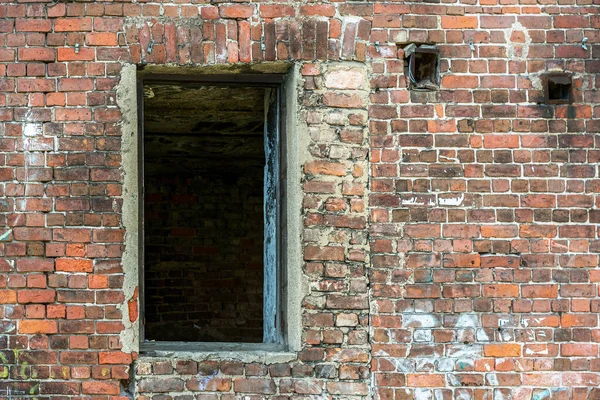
[
  {"xmin": 414, "ymin": 53, "xmax": 437, "ymax": 83},
  {"xmin": 545, "ymin": 73, "xmax": 572, "ymax": 104},
  {"xmin": 406, "ymin": 45, "xmax": 439, "ymax": 91},
  {"xmin": 143, "ymin": 82, "xmax": 268, "ymax": 343}
]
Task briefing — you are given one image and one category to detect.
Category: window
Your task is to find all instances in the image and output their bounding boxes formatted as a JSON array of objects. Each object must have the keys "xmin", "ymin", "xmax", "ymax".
[
  {"xmin": 544, "ymin": 73, "xmax": 572, "ymax": 104},
  {"xmin": 404, "ymin": 43, "xmax": 440, "ymax": 91},
  {"xmin": 137, "ymin": 74, "xmax": 287, "ymax": 348}
]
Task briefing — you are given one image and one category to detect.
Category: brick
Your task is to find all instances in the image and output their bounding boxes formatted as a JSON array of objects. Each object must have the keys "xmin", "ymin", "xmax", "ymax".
[
  {"xmin": 0, "ymin": 290, "xmax": 17, "ymax": 304},
  {"xmin": 219, "ymin": 5, "xmax": 254, "ymax": 19},
  {"xmin": 441, "ymin": 76, "xmax": 479, "ymax": 88},
  {"xmin": 17, "ymin": 79, "xmax": 56, "ymax": 92},
  {"xmin": 480, "ymin": 16, "xmax": 515, "ymax": 28},
  {"xmin": 176, "ymin": 360, "xmax": 197, "ymax": 375},
  {"xmin": 522, "ymin": 285, "xmax": 558, "ymax": 298},
  {"xmin": 443, "ymin": 254, "xmax": 480, "ymax": 268},
  {"xmin": 405, "ymin": 224, "xmax": 441, "ymax": 238},
  {"xmin": 16, "ymin": 19, "xmax": 52, "ymax": 32},
  {"xmin": 521, "ymin": 194, "xmax": 555, "ymax": 208},
  {"xmin": 187, "ymin": 376, "xmax": 232, "ymax": 391},
  {"xmin": 85, "ymin": 33, "xmax": 118, "ymax": 46},
  {"xmin": 326, "ymin": 295, "xmax": 368, "ymax": 309},
  {"xmin": 327, "ymin": 382, "xmax": 369, "ymax": 395},
  {"xmin": 98, "ymin": 352, "xmax": 132, "ymax": 365},
  {"xmin": 484, "ymin": 344, "xmax": 521, "ymax": 357},
  {"xmin": 55, "ymin": 108, "xmax": 92, "ymax": 121},
  {"xmin": 40, "ymin": 382, "xmax": 80, "ymax": 395},
  {"xmin": 18, "ymin": 289, "xmax": 56, "ymax": 304},
  {"xmin": 323, "ymin": 92, "xmax": 365, "ymax": 108},
  {"xmin": 54, "ymin": 18, "xmax": 93, "ymax": 32},
  {"xmin": 57, "ymin": 48, "xmax": 95, "ymax": 61},
  {"xmin": 520, "ymin": 225, "xmax": 556, "ymax": 238},
  {"xmin": 55, "ymin": 259, "xmax": 93, "ymax": 273},
  {"xmin": 17, "ymin": 258, "xmax": 54, "ymax": 272},
  {"xmin": 19, "ymin": 320, "xmax": 57, "ymax": 334},
  {"xmin": 407, "ymin": 374, "xmax": 446, "ymax": 387},
  {"xmin": 442, "ymin": 16, "xmax": 478, "ymax": 29},
  {"xmin": 561, "ymin": 314, "xmax": 597, "ymax": 327},
  {"xmin": 554, "ymin": 16, "xmax": 588, "ymax": 28},
  {"xmin": 481, "ymin": 76, "xmax": 515, "ymax": 88},
  {"xmin": 483, "ymin": 135, "xmax": 519, "ymax": 148},
  {"xmin": 305, "ymin": 161, "xmax": 347, "ymax": 176},
  {"xmin": 0, "ymin": 49, "xmax": 15, "ymax": 62},
  {"xmin": 233, "ymin": 379, "xmax": 276, "ymax": 394},
  {"xmin": 305, "ymin": 246, "xmax": 345, "ymax": 261},
  {"xmin": 259, "ymin": 5, "xmax": 295, "ymax": 18},
  {"xmin": 300, "ymin": 4, "xmax": 336, "ymax": 17},
  {"xmin": 18, "ymin": 48, "xmax": 56, "ymax": 62},
  {"xmin": 561, "ymin": 344, "xmax": 598, "ymax": 357},
  {"xmin": 81, "ymin": 381, "xmax": 120, "ymax": 395},
  {"xmin": 58, "ymin": 78, "xmax": 94, "ymax": 92},
  {"xmin": 482, "ymin": 284, "xmax": 519, "ymax": 298}
]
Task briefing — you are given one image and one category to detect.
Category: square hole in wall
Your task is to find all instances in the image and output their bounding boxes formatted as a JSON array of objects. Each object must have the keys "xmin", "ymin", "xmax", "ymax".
[
  {"xmin": 544, "ymin": 73, "xmax": 572, "ymax": 104},
  {"xmin": 405, "ymin": 44, "xmax": 439, "ymax": 91}
]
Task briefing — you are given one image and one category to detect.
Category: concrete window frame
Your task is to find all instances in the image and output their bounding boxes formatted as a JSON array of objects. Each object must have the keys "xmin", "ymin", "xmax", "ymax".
[{"xmin": 118, "ymin": 64, "xmax": 303, "ymax": 362}]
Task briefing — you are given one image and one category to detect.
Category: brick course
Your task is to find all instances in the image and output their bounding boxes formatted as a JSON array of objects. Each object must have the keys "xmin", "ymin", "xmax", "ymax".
[{"xmin": 0, "ymin": 0, "xmax": 598, "ymax": 399}]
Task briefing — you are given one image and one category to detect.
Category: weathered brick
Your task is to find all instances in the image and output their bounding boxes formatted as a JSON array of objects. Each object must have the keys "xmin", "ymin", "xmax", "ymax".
[
  {"xmin": 55, "ymin": 259, "xmax": 93, "ymax": 273},
  {"xmin": 219, "ymin": 5, "xmax": 255, "ymax": 19},
  {"xmin": 19, "ymin": 320, "xmax": 58, "ymax": 334},
  {"xmin": 81, "ymin": 381, "xmax": 120, "ymax": 395},
  {"xmin": 18, "ymin": 47, "xmax": 55, "ymax": 62},
  {"xmin": 54, "ymin": 18, "xmax": 93, "ymax": 32},
  {"xmin": 233, "ymin": 378, "xmax": 276, "ymax": 394},
  {"xmin": 484, "ymin": 344, "xmax": 521, "ymax": 357},
  {"xmin": 2, "ymin": 3, "xmax": 598, "ymax": 399}
]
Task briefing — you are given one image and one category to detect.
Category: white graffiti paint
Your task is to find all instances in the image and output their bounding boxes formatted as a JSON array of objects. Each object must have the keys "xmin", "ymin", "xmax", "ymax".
[
  {"xmin": 414, "ymin": 329, "xmax": 432, "ymax": 342},
  {"xmin": 0, "ymin": 230, "xmax": 11, "ymax": 241},
  {"xmin": 436, "ymin": 358, "xmax": 454, "ymax": 372},
  {"xmin": 23, "ymin": 123, "xmax": 42, "ymax": 137},
  {"xmin": 455, "ymin": 313, "xmax": 478, "ymax": 328},
  {"xmin": 401, "ymin": 197, "xmax": 435, "ymax": 206},
  {"xmin": 196, "ymin": 370, "xmax": 218, "ymax": 391},
  {"xmin": 455, "ymin": 389, "xmax": 473, "ymax": 400},
  {"xmin": 403, "ymin": 313, "xmax": 439, "ymax": 328},
  {"xmin": 414, "ymin": 388, "xmax": 433, "ymax": 400},
  {"xmin": 439, "ymin": 193, "xmax": 465, "ymax": 206},
  {"xmin": 476, "ymin": 329, "xmax": 491, "ymax": 341},
  {"xmin": 524, "ymin": 347, "xmax": 548, "ymax": 356},
  {"xmin": 438, "ymin": 155, "xmax": 459, "ymax": 163},
  {"xmin": 487, "ymin": 373, "xmax": 499, "ymax": 386}
]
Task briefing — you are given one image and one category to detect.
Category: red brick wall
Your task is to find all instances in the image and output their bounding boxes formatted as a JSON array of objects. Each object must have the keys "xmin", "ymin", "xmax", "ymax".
[
  {"xmin": 0, "ymin": 0, "xmax": 598, "ymax": 399},
  {"xmin": 144, "ymin": 170, "xmax": 264, "ymax": 343}
]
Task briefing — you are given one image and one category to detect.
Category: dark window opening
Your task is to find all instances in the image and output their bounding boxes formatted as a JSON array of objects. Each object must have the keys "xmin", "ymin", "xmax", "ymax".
[
  {"xmin": 139, "ymin": 75, "xmax": 284, "ymax": 344},
  {"xmin": 545, "ymin": 73, "xmax": 572, "ymax": 104},
  {"xmin": 405, "ymin": 44, "xmax": 439, "ymax": 91}
]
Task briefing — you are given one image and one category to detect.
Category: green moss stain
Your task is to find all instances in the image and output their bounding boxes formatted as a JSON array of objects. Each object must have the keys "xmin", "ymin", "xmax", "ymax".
[
  {"xmin": 30, "ymin": 383, "xmax": 39, "ymax": 395},
  {"xmin": 19, "ymin": 361, "xmax": 29, "ymax": 379}
]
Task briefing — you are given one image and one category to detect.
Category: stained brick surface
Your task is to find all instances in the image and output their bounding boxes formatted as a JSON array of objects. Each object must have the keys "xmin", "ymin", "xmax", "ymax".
[{"xmin": 0, "ymin": 0, "xmax": 598, "ymax": 399}]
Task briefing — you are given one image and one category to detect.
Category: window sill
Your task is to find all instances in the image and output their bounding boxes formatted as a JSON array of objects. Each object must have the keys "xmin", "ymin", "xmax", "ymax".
[{"xmin": 139, "ymin": 341, "xmax": 296, "ymax": 364}]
